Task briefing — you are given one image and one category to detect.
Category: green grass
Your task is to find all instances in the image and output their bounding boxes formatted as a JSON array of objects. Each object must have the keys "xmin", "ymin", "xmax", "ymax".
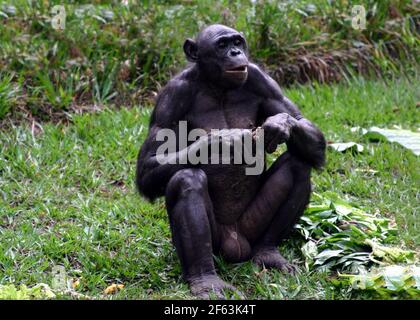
[
  {"xmin": 0, "ymin": 0, "xmax": 418, "ymax": 119},
  {"xmin": 0, "ymin": 77, "xmax": 419, "ymax": 299}
]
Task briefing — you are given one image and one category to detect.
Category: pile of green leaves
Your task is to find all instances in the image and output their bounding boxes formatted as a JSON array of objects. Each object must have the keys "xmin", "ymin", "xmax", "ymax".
[
  {"xmin": 0, "ymin": 283, "xmax": 55, "ymax": 300},
  {"xmin": 338, "ymin": 265, "xmax": 420, "ymax": 298},
  {"xmin": 296, "ymin": 192, "xmax": 415, "ymax": 272}
]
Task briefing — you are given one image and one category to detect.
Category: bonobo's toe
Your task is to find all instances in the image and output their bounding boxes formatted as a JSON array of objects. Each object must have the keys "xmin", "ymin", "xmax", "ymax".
[
  {"xmin": 252, "ymin": 246, "xmax": 297, "ymax": 274},
  {"xmin": 188, "ymin": 275, "xmax": 244, "ymax": 300}
]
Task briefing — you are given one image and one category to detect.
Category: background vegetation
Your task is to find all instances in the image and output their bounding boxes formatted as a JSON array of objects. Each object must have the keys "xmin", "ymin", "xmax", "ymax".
[{"xmin": 0, "ymin": 0, "xmax": 419, "ymax": 121}]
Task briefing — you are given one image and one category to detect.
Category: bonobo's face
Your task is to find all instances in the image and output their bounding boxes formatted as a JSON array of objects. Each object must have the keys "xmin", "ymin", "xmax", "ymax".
[{"xmin": 183, "ymin": 24, "xmax": 249, "ymax": 88}]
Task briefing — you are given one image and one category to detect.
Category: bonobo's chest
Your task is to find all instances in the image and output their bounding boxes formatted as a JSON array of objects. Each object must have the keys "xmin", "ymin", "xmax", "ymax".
[{"xmin": 186, "ymin": 87, "xmax": 261, "ymax": 130}]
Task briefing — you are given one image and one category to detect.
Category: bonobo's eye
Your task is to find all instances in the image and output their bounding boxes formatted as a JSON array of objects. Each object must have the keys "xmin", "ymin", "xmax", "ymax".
[
  {"xmin": 233, "ymin": 38, "xmax": 242, "ymax": 46},
  {"xmin": 218, "ymin": 41, "xmax": 227, "ymax": 49}
]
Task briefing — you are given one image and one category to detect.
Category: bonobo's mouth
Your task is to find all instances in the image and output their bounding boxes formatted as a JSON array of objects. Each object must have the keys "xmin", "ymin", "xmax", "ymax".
[
  {"xmin": 224, "ymin": 65, "xmax": 248, "ymax": 81},
  {"xmin": 225, "ymin": 65, "xmax": 248, "ymax": 74}
]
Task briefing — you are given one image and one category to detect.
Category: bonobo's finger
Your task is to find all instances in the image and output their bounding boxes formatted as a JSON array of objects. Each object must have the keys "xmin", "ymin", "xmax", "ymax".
[
  {"xmin": 285, "ymin": 262, "xmax": 299, "ymax": 275},
  {"xmin": 262, "ymin": 126, "xmax": 275, "ymax": 150},
  {"xmin": 266, "ymin": 129, "xmax": 287, "ymax": 153},
  {"xmin": 207, "ymin": 289, "xmax": 226, "ymax": 300},
  {"xmin": 196, "ymin": 291, "xmax": 211, "ymax": 300},
  {"xmin": 252, "ymin": 126, "xmax": 263, "ymax": 140},
  {"xmin": 280, "ymin": 263, "xmax": 297, "ymax": 275},
  {"xmin": 277, "ymin": 124, "xmax": 291, "ymax": 141},
  {"xmin": 192, "ymin": 286, "xmax": 221, "ymax": 300},
  {"xmin": 271, "ymin": 259, "xmax": 298, "ymax": 275},
  {"xmin": 266, "ymin": 139, "xmax": 277, "ymax": 153}
]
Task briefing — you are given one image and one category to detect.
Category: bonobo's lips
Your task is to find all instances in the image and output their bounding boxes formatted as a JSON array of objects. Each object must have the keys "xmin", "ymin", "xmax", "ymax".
[{"xmin": 224, "ymin": 65, "xmax": 248, "ymax": 80}]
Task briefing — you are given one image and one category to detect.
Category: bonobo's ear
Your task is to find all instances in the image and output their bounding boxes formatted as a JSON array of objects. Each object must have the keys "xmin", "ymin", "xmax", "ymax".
[{"xmin": 183, "ymin": 38, "xmax": 198, "ymax": 62}]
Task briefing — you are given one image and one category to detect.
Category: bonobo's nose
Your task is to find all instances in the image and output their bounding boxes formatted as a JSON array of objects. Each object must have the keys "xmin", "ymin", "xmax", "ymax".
[{"xmin": 229, "ymin": 48, "xmax": 242, "ymax": 56}]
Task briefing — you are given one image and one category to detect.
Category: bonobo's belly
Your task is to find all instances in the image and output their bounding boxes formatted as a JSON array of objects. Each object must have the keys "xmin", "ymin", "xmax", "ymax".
[{"xmin": 202, "ymin": 164, "xmax": 260, "ymax": 225}]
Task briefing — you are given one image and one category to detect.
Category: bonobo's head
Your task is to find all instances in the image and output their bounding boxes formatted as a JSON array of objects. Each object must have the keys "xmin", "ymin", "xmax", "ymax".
[{"xmin": 183, "ymin": 24, "xmax": 249, "ymax": 89}]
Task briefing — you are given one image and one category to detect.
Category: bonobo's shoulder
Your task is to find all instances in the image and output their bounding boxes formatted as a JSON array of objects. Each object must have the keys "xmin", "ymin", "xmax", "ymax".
[
  {"xmin": 246, "ymin": 63, "xmax": 283, "ymax": 100},
  {"xmin": 151, "ymin": 67, "xmax": 197, "ymax": 127},
  {"xmin": 164, "ymin": 66, "xmax": 198, "ymax": 93}
]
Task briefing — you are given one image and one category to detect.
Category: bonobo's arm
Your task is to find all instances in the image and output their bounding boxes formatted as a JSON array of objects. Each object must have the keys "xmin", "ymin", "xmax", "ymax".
[
  {"xmin": 136, "ymin": 73, "xmax": 197, "ymax": 200},
  {"xmin": 248, "ymin": 64, "xmax": 326, "ymax": 168}
]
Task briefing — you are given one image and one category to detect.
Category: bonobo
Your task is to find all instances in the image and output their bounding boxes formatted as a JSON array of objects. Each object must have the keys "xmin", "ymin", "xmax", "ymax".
[{"xmin": 136, "ymin": 24, "xmax": 326, "ymax": 299}]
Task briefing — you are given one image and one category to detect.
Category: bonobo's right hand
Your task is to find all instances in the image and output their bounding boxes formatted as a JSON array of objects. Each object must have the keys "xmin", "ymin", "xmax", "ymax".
[{"xmin": 262, "ymin": 113, "xmax": 297, "ymax": 153}]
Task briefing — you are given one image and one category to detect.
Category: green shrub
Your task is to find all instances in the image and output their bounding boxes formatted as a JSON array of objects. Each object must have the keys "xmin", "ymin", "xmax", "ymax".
[{"xmin": 0, "ymin": 0, "xmax": 418, "ymax": 120}]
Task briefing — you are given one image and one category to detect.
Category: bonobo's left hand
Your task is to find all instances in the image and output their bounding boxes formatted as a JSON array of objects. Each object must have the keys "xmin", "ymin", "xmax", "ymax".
[{"xmin": 262, "ymin": 113, "xmax": 298, "ymax": 153}]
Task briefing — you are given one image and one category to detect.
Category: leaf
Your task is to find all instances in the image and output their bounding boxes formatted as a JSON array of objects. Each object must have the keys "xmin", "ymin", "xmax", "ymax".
[
  {"xmin": 314, "ymin": 249, "xmax": 344, "ymax": 265},
  {"xmin": 92, "ymin": 15, "xmax": 107, "ymax": 24},
  {"xmin": 104, "ymin": 283, "xmax": 124, "ymax": 294},
  {"xmin": 336, "ymin": 252, "xmax": 370, "ymax": 264},
  {"xmin": 365, "ymin": 239, "xmax": 415, "ymax": 263},
  {"xmin": 382, "ymin": 265, "xmax": 407, "ymax": 291},
  {"xmin": 0, "ymin": 283, "xmax": 56, "ymax": 299},
  {"xmin": 32, "ymin": 284, "xmax": 56, "ymax": 299},
  {"xmin": 339, "ymin": 265, "xmax": 420, "ymax": 297},
  {"xmin": 350, "ymin": 127, "xmax": 367, "ymax": 135},
  {"xmin": 331, "ymin": 203, "xmax": 353, "ymax": 217},
  {"xmin": 411, "ymin": 266, "xmax": 420, "ymax": 289},
  {"xmin": 364, "ymin": 127, "xmax": 420, "ymax": 156},
  {"xmin": 301, "ymin": 241, "xmax": 318, "ymax": 267},
  {"xmin": 328, "ymin": 142, "xmax": 364, "ymax": 153},
  {"xmin": 72, "ymin": 279, "xmax": 80, "ymax": 289},
  {"xmin": 304, "ymin": 204, "xmax": 331, "ymax": 214}
]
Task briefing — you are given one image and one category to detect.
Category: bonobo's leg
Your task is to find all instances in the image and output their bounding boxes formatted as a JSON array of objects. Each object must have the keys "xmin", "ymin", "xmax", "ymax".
[
  {"xmin": 165, "ymin": 168, "xmax": 241, "ymax": 299},
  {"xmin": 238, "ymin": 152, "xmax": 311, "ymax": 273}
]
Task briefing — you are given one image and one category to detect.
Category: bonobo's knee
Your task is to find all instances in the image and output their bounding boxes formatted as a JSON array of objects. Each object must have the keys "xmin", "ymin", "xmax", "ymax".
[
  {"xmin": 289, "ymin": 154, "xmax": 312, "ymax": 180},
  {"xmin": 289, "ymin": 156, "xmax": 312, "ymax": 203},
  {"xmin": 166, "ymin": 168, "xmax": 208, "ymax": 200}
]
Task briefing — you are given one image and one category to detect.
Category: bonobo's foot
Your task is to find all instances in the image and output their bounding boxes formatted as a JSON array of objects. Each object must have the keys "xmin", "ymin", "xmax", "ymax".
[
  {"xmin": 252, "ymin": 246, "xmax": 297, "ymax": 274},
  {"xmin": 188, "ymin": 275, "xmax": 244, "ymax": 300}
]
